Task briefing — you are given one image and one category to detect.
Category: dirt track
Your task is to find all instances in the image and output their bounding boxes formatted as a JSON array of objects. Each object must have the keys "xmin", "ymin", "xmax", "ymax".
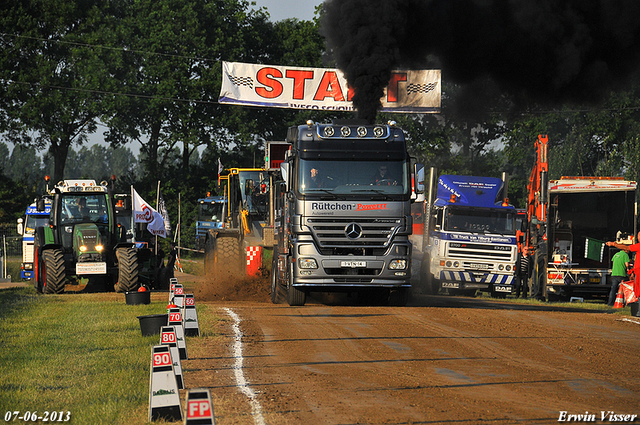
[{"xmin": 178, "ymin": 272, "xmax": 640, "ymax": 425}]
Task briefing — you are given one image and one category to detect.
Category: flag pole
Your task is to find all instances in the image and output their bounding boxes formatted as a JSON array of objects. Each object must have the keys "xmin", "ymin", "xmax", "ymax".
[{"xmin": 155, "ymin": 180, "xmax": 160, "ymax": 255}]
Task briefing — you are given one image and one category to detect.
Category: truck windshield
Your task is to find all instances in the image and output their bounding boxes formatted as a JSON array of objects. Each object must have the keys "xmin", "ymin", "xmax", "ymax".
[
  {"xmin": 24, "ymin": 215, "xmax": 49, "ymax": 234},
  {"xmin": 444, "ymin": 208, "xmax": 516, "ymax": 235},
  {"xmin": 198, "ymin": 203, "xmax": 224, "ymax": 222},
  {"xmin": 60, "ymin": 193, "xmax": 109, "ymax": 224},
  {"xmin": 298, "ymin": 159, "xmax": 408, "ymax": 196}
]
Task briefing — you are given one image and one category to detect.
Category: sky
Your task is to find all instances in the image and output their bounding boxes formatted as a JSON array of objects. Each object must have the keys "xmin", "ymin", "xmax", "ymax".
[{"xmin": 251, "ymin": 0, "xmax": 321, "ymax": 22}]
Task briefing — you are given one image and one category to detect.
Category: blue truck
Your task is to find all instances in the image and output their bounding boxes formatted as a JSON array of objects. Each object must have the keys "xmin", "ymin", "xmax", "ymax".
[
  {"xmin": 195, "ymin": 194, "xmax": 226, "ymax": 253},
  {"xmin": 17, "ymin": 198, "xmax": 52, "ymax": 279},
  {"xmin": 419, "ymin": 171, "xmax": 518, "ymax": 297}
]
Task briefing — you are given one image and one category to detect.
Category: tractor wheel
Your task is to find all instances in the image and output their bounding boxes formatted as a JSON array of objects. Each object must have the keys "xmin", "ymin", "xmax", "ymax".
[
  {"xmin": 42, "ymin": 249, "xmax": 66, "ymax": 294},
  {"xmin": 116, "ymin": 247, "xmax": 140, "ymax": 293},
  {"xmin": 287, "ymin": 261, "xmax": 306, "ymax": 306},
  {"xmin": 217, "ymin": 237, "xmax": 242, "ymax": 277},
  {"xmin": 33, "ymin": 241, "xmax": 44, "ymax": 294}
]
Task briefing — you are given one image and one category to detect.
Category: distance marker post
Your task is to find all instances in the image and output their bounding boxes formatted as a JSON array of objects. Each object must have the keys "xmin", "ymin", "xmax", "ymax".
[
  {"xmin": 183, "ymin": 294, "xmax": 200, "ymax": 337},
  {"xmin": 149, "ymin": 345, "xmax": 182, "ymax": 422},
  {"xmin": 160, "ymin": 326, "xmax": 184, "ymax": 389},
  {"xmin": 169, "ymin": 307, "xmax": 188, "ymax": 360},
  {"xmin": 174, "ymin": 284, "xmax": 185, "ymax": 308},
  {"xmin": 169, "ymin": 278, "xmax": 178, "ymax": 301},
  {"xmin": 184, "ymin": 388, "xmax": 216, "ymax": 425}
]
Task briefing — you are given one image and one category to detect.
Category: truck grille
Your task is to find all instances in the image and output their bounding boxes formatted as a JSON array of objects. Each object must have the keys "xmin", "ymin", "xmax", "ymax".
[
  {"xmin": 306, "ymin": 218, "xmax": 401, "ymax": 248},
  {"xmin": 447, "ymin": 242, "xmax": 513, "ymax": 261}
]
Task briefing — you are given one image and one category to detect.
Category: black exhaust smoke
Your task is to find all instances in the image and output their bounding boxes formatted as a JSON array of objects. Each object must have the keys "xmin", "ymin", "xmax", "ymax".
[{"xmin": 322, "ymin": 0, "xmax": 640, "ymax": 120}]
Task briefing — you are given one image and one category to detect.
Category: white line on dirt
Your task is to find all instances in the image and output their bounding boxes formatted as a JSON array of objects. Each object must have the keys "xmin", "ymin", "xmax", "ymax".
[
  {"xmin": 618, "ymin": 317, "xmax": 640, "ymax": 325},
  {"xmin": 224, "ymin": 307, "xmax": 266, "ymax": 425}
]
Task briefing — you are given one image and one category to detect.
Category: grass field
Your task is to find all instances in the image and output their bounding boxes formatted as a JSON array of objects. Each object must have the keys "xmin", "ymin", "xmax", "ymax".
[
  {"xmin": 0, "ymin": 253, "xmax": 634, "ymax": 424},
  {"xmin": 0, "ymin": 286, "xmax": 217, "ymax": 425}
]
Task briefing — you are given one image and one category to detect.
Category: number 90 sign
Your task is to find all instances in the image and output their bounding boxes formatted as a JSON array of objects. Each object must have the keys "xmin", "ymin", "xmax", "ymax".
[{"xmin": 153, "ymin": 352, "xmax": 172, "ymax": 367}]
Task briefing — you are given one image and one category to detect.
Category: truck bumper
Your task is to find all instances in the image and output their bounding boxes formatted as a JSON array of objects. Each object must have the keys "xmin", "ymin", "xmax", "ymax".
[
  {"xmin": 291, "ymin": 244, "xmax": 411, "ymax": 289},
  {"xmin": 439, "ymin": 271, "xmax": 515, "ymax": 293}
]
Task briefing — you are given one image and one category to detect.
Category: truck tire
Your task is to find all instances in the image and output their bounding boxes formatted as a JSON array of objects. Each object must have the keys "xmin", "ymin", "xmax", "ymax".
[
  {"xmin": 217, "ymin": 237, "xmax": 242, "ymax": 276},
  {"xmin": 389, "ymin": 288, "xmax": 409, "ymax": 306},
  {"xmin": 270, "ymin": 250, "xmax": 282, "ymax": 304},
  {"xmin": 287, "ymin": 262, "xmax": 306, "ymax": 306},
  {"xmin": 204, "ymin": 235, "xmax": 216, "ymax": 276},
  {"xmin": 43, "ymin": 249, "xmax": 66, "ymax": 294},
  {"xmin": 116, "ymin": 247, "xmax": 140, "ymax": 293},
  {"xmin": 420, "ymin": 253, "xmax": 437, "ymax": 295}
]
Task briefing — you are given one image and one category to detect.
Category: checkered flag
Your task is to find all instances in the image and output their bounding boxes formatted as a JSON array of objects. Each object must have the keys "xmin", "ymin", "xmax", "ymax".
[
  {"xmin": 227, "ymin": 74, "xmax": 253, "ymax": 89},
  {"xmin": 406, "ymin": 82, "xmax": 438, "ymax": 94}
]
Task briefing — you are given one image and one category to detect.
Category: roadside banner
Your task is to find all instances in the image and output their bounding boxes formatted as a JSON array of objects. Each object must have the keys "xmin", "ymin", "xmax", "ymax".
[
  {"xmin": 160, "ymin": 326, "xmax": 184, "ymax": 389},
  {"xmin": 219, "ymin": 61, "xmax": 441, "ymax": 113},
  {"xmin": 185, "ymin": 388, "xmax": 216, "ymax": 425},
  {"xmin": 149, "ymin": 345, "xmax": 182, "ymax": 422}
]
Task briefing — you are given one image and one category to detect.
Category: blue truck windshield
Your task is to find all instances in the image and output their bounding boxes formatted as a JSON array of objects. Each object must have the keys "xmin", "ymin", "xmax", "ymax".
[
  {"xmin": 298, "ymin": 159, "xmax": 408, "ymax": 196},
  {"xmin": 444, "ymin": 208, "xmax": 516, "ymax": 236},
  {"xmin": 199, "ymin": 203, "xmax": 224, "ymax": 222}
]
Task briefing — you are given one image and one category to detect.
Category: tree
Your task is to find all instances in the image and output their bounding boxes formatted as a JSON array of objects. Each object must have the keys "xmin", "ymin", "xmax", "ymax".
[
  {"xmin": 100, "ymin": 0, "xmax": 276, "ymax": 187},
  {"xmin": 0, "ymin": 0, "xmax": 111, "ymax": 183}
]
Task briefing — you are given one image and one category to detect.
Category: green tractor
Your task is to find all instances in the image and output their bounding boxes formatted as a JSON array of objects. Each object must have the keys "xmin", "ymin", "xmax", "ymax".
[{"xmin": 33, "ymin": 177, "xmax": 167, "ymax": 294}]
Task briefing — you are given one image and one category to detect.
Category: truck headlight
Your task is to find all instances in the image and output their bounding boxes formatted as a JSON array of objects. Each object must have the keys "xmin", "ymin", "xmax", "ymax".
[
  {"xmin": 498, "ymin": 264, "xmax": 504, "ymax": 271},
  {"xmin": 298, "ymin": 258, "xmax": 318, "ymax": 269},
  {"xmin": 79, "ymin": 245, "xmax": 87, "ymax": 252},
  {"xmin": 96, "ymin": 245, "xmax": 104, "ymax": 252},
  {"xmin": 506, "ymin": 265, "xmax": 512, "ymax": 271},
  {"xmin": 389, "ymin": 259, "xmax": 407, "ymax": 270}
]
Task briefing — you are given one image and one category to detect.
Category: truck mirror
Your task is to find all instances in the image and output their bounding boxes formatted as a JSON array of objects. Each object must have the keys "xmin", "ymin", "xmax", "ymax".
[
  {"xmin": 36, "ymin": 198, "xmax": 45, "ymax": 212},
  {"xmin": 17, "ymin": 218, "xmax": 23, "ymax": 235},
  {"xmin": 413, "ymin": 163, "xmax": 425, "ymax": 194},
  {"xmin": 280, "ymin": 162, "xmax": 289, "ymax": 192}
]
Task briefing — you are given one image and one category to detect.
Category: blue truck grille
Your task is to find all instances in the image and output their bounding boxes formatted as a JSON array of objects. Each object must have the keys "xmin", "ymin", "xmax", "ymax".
[{"xmin": 447, "ymin": 242, "xmax": 513, "ymax": 262}]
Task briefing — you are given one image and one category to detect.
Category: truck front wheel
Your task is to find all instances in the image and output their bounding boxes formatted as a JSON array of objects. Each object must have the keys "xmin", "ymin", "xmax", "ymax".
[
  {"xmin": 420, "ymin": 253, "xmax": 437, "ymax": 295},
  {"xmin": 116, "ymin": 247, "xmax": 140, "ymax": 293},
  {"xmin": 270, "ymin": 253, "xmax": 282, "ymax": 304},
  {"xmin": 42, "ymin": 249, "xmax": 66, "ymax": 294},
  {"xmin": 287, "ymin": 261, "xmax": 306, "ymax": 306}
]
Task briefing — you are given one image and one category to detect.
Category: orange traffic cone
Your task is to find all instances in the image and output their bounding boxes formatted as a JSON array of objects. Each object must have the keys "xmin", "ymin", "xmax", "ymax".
[{"xmin": 613, "ymin": 285, "xmax": 625, "ymax": 308}]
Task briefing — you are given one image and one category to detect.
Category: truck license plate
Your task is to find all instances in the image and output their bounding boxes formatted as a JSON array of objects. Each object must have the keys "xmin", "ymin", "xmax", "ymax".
[
  {"xmin": 469, "ymin": 263, "xmax": 490, "ymax": 270},
  {"xmin": 76, "ymin": 262, "xmax": 107, "ymax": 275},
  {"xmin": 442, "ymin": 282, "xmax": 460, "ymax": 289},
  {"xmin": 341, "ymin": 261, "xmax": 366, "ymax": 268}
]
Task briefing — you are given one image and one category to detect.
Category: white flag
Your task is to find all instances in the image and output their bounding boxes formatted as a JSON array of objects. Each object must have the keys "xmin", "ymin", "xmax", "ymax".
[
  {"xmin": 132, "ymin": 188, "xmax": 166, "ymax": 238},
  {"xmin": 218, "ymin": 158, "xmax": 224, "ymax": 176}
]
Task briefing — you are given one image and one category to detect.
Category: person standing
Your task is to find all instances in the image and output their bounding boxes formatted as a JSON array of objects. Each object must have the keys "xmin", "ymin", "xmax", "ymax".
[
  {"xmin": 515, "ymin": 245, "xmax": 532, "ymax": 298},
  {"xmin": 607, "ymin": 247, "xmax": 630, "ymax": 306},
  {"xmin": 606, "ymin": 232, "xmax": 640, "ymax": 306}
]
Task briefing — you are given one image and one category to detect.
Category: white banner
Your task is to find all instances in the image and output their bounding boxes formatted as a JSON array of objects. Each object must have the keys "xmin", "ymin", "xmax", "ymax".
[
  {"xmin": 132, "ymin": 188, "xmax": 166, "ymax": 238},
  {"xmin": 219, "ymin": 61, "xmax": 440, "ymax": 113}
]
